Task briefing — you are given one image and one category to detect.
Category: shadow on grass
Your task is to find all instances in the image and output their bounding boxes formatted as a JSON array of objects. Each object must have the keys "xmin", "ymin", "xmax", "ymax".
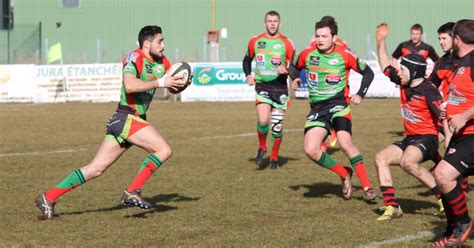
[
  {"xmin": 369, "ymin": 197, "xmax": 438, "ymax": 216},
  {"xmin": 248, "ymin": 156, "xmax": 299, "ymax": 170},
  {"xmin": 59, "ymin": 193, "xmax": 200, "ymax": 219},
  {"xmin": 387, "ymin": 131, "xmax": 404, "ymax": 137},
  {"xmin": 290, "ymin": 182, "xmax": 376, "ymax": 204}
]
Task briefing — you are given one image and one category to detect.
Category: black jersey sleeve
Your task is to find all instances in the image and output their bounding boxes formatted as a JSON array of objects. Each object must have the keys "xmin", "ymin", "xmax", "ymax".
[
  {"xmin": 392, "ymin": 43, "xmax": 403, "ymax": 59},
  {"xmin": 429, "ymin": 61, "xmax": 442, "ymax": 87},
  {"xmin": 425, "ymin": 87, "xmax": 443, "ymax": 121},
  {"xmin": 242, "ymin": 55, "xmax": 253, "ymax": 77},
  {"xmin": 356, "ymin": 65, "xmax": 374, "ymax": 98},
  {"xmin": 383, "ymin": 65, "xmax": 402, "ymax": 85},
  {"xmin": 428, "ymin": 45, "xmax": 440, "ymax": 62}
]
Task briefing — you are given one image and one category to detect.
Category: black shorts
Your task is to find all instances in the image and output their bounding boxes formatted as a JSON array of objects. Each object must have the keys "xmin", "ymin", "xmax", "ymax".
[
  {"xmin": 255, "ymin": 83, "xmax": 289, "ymax": 110},
  {"xmin": 444, "ymin": 134, "xmax": 474, "ymax": 176},
  {"xmin": 304, "ymin": 101, "xmax": 352, "ymax": 134},
  {"xmin": 393, "ymin": 135, "xmax": 439, "ymax": 162}
]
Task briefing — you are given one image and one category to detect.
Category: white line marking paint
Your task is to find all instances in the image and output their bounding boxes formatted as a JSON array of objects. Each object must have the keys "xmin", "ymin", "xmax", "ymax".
[
  {"xmin": 192, "ymin": 129, "xmax": 303, "ymax": 141},
  {"xmin": 359, "ymin": 231, "xmax": 434, "ymax": 248},
  {"xmin": 0, "ymin": 148, "xmax": 87, "ymax": 157}
]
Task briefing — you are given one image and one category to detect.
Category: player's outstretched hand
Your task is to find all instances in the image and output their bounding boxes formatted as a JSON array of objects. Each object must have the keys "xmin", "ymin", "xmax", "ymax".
[
  {"xmin": 376, "ymin": 23, "xmax": 389, "ymax": 42},
  {"xmin": 292, "ymin": 78, "xmax": 301, "ymax": 91},
  {"xmin": 246, "ymin": 75, "xmax": 256, "ymax": 86},
  {"xmin": 351, "ymin": 95, "xmax": 362, "ymax": 105}
]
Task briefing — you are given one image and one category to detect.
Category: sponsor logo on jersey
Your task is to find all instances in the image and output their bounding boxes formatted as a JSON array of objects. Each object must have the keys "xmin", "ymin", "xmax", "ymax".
[
  {"xmin": 256, "ymin": 54, "xmax": 265, "ymax": 66},
  {"xmin": 456, "ymin": 67, "xmax": 465, "ymax": 75},
  {"xmin": 328, "ymin": 58, "xmax": 339, "ymax": 65},
  {"xmin": 418, "ymin": 50, "xmax": 426, "ymax": 56},
  {"xmin": 325, "ymin": 74, "xmax": 341, "ymax": 85},
  {"xmin": 307, "ymin": 72, "xmax": 318, "ymax": 87},
  {"xmin": 309, "ymin": 56, "xmax": 320, "ymax": 66},
  {"xmin": 273, "ymin": 44, "xmax": 282, "ymax": 49},
  {"xmin": 270, "ymin": 56, "xmax": 282, "ymax": 66},
  {"xmin": 156, "ymin": 65, "xmax": 163, "ymax": 74},
  {"xmin": 145, "ymin": 64, "xmax": 153, "ymax": 74},
  {"xmin": 258, "ymin": 41, "xmax": 266, "ymax": 49},
  {"xmin": 401, "ymin": 104, "xmax": 422, "ymax": 123},
  {"xmin": 307, "ymin": 113, "xmax": 319, "ymax": 121},
  {"xmin": 329, "ymin": 105, "xmax": 345, "ymax": 113},
  {"xmin": 126, "ymin": 52, "xmax": 139, "ymax": 64},
  {"xmin": 448, "ymin": 85, "xmax": 467, "ymax": 105}
]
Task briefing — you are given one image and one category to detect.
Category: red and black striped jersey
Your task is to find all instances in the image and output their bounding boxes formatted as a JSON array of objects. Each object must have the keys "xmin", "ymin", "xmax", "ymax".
[
  {"xmin": 392, "ymin": 40, "xmax": 439, "ymax": 62},
  {"xmin": 429, "ymin": 52, "xmax": 458, "ymax": 100},
  {"xmin": 384, "ymin": 66, "xmax": 442, "ymax": 136},
  {"xmin": 446, "ymin": 50, "xmax": 474, "ymax": 136}
]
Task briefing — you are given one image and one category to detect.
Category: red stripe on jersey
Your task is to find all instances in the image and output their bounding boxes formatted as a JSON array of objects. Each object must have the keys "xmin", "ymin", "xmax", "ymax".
[
  {"xmin": 401, "ymin": 48, "xmax": 412, "ymax": 57},
  {"xmin": 247, "ymin": 33, "xmax": 266, "ymax": 58},
  {"xmin": 447, "ymin": 52, "xmax": 474, "ymax": 135}
]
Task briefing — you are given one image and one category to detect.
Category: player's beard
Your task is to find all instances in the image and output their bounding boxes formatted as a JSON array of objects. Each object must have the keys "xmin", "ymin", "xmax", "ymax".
[
  {"xmin": 150, "ymin": 50, "xmax": 164, "ymax": 62},
  {"xmin": 452, "ymin": 42, "xmax": 459, "ymax": 56},
  {"xmin": 266, "ymin": 27, "xmax": 279, "ymax": 37}
]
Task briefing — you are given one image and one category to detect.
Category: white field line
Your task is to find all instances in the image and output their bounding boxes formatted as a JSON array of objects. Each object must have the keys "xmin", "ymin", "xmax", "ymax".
[
  {"xmin": 359, "ymin": 230, "xmax": 435, "ymax": 248},
  {"xmin": 192, "ymin": 128, "xmax": 303, "ymax": 141},
  {"xmin": 0, "ymin": 148, "xmax": 87, "ymax": 157}
]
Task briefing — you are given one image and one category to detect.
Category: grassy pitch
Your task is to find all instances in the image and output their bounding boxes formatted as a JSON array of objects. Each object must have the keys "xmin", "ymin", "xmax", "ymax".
[{"xmin": 0, "ymin": 99, "xmax": 472, "ymax": 246}]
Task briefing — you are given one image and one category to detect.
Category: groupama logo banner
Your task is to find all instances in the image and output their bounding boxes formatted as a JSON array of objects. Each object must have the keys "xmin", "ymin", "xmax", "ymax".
[{"xmin": 194, "ymin": 64, "xmax": 247, "ymax": 86}]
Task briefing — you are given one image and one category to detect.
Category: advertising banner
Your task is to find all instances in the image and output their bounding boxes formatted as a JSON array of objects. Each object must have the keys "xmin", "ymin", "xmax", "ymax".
[
  {"xmin": 34, "ymin": 63, "xmax": 122, "ymax": 103},
  {"xmin": 181, "ymin": 62, "xmax": 255, "ymax": 102},
  {"xmin": 0, "ymin": 65, "xmax": 36, "ymax": 103}
]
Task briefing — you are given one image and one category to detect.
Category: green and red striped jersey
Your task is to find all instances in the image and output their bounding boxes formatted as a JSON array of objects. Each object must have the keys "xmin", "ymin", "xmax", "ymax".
[
  {"xmin": 120, "ymin": 49, "xmax": 170, "ymax": 116},
  {"xmin": 293, "ymin": 43, "xmax": 367, "ymax": 105},
  {"xmin": 246, "ymin": 33, "xmax": 295, "ymax": 83}
]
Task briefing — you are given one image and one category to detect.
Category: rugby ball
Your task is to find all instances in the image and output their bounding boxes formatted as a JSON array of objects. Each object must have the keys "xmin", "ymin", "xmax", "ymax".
[{"xmin": 167, "ymin": 62, "xmax": 193, "ymax": 94}]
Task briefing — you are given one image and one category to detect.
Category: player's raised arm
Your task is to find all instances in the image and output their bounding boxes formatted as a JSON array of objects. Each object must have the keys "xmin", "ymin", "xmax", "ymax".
[{"xmin": 376, "ymin": 23, "xmax": 391, "ymax": 71}]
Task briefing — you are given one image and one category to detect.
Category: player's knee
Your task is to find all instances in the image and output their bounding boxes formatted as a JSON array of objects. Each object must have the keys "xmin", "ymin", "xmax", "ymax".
[
  {"xmin": 82, "ymin": 164, "xmax": 105, "ymax": 179},
  {"xmin": 374, "ymin": 152, "xmax": 388, "ymax": 167},
  {"xmin": 157, "ymin": 145, "xmax": 172, "ymax": 162},
  {"xmin": 271, "ymin": 123, "xmax": 283, "ymax": 138},
  {"xmin": 400, "ymin": 160, "xmax": 419, "ymax": 174},
  {"xmin": 304, "ymin": 144, "xmax": 321, "ymax": 160},
  {"xmin": 271, "ymin": 112, "xmax": 284, "ymax": 138}
]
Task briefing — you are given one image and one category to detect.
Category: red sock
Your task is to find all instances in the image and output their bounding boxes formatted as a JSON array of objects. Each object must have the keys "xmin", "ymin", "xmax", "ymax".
[
  {"xmin": 127, "ymin": 162, "xmax": 158, "ymax": 192},
  {"xmin": 270, "ymin": 137, "xmax": 282, "ymax": 161},
  {"xmin": 355, "ymin": 162, "xmax": 372, "ymax": 189},
  {"xmin": 380, "ymin": 186, "xmax": 399, "ymax": 207},
  {"xmin": 329, "ymin": 164, "xmax": 349, "ymax": 178},
  {"xmin": 258, "ymin": 131, "xmax": 267, "ymax": 151}
]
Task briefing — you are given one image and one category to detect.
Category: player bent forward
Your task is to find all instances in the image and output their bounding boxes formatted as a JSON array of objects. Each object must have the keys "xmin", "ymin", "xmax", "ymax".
[
  {"xmin": 374, "ymin": 23, "xmax": 444, "ymax": 221},
  {"xmin": 35, "ymin": 25, "xmax": 185, "ymax": 219}
]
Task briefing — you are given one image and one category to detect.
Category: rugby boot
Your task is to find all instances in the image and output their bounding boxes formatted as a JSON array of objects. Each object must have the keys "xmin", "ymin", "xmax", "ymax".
[
  {"xmin": 120, "ymin": 189, "xmax": 152, "ymax": 209},
  {"xmin": 255, "ymin": 148, "xmax": 266, "ymax": 168},
  {"xmin": 377, "ymin": 205, "xmax": 403, "ymax": 221},
  {"xmin": 269, "ymin": 159, "xmax": 279, "ymax": 170},
  {"xmin": 363, "ymin": 187, "xmax": 377, "ymax": 201},
  {"xmin": 35, "ymin": 193, "xmax": 55, "ymax": 220},
  {"xmin": 341, "ymin": 167, "xmax": 353, "ymax": 199}
]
